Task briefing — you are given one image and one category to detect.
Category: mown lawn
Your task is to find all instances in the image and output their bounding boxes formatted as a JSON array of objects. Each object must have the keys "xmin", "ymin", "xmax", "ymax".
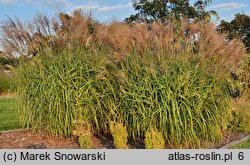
[
  {"xmin": 0, "ymin": 98, "xmax": 21, "ymax": 131},
  {"xmin": 230, "ymin": 138, "xmax": 250, "ymax": 149}
]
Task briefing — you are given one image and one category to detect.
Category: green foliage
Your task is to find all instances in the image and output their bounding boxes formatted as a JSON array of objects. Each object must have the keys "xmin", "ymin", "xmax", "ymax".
[
  {"xmin": 110, "ymin": 121, "xmax": 128, "ymax": 149},
  {"xmin": 218, "ymin": 14, "xmax": 250, "ymax": 51},
  {"xmin": 126, "ymin": 0, "xmax": 217, "ymax": 23},
  {"xmin": 0, "ymin": 98, "xmax": 21, "ymax": 131},
  {"xmin": 17, "ymin": 49, "xmax": 106, "ymax": 137},
  {"xmin": 118, "ymin": 53, "xmax": 227, "ymax": 147},
  {"xmin": 16, "ymin": 47, "xmax": 229, "ymax": 148},
  {"xmin": 144, "ymin": 129, "xmax": 165, "ymax": 149}
]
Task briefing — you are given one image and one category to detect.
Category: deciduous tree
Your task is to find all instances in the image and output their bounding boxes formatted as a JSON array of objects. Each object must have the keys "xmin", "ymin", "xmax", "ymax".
[{"xmin": 125, "ymin": 0, "xmax": 217, "ymax": 23}]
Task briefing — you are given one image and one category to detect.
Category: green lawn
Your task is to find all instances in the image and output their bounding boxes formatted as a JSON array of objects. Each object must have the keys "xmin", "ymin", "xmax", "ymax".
[
  {"xmin": 0, "ymin": 98, "xmax": 21, "ymax": 131},
  {"xmin": 230, "ymin": 138, "xmax": 250, "ymax": 149}
]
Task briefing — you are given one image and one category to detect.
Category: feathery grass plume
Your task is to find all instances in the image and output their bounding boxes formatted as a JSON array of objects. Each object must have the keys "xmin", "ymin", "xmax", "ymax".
[
  {"xmin": 144, "ymin": 129, "xmax": 165, "ymax": 149},
  {"xmin": 1, "ymin": 10, "xmax": 96, "ymax": 57},
  {"xmin": 110, "ymin": 121, "xmax": 128, "ymax": 149},
  {"xmin": 198, "ymin": 23, "xmax": 245, "ymax": 71},
  {"xmin": 94, "ymin": 21, "xmax": 133, "ymax": 54},
  {"xmin": 1, "ymin": 11, "xmax": 245, "ymax": 72}
]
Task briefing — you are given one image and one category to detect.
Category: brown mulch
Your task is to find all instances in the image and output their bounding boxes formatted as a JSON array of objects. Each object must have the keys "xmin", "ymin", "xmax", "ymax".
[
  {"xmin": 0, "ymin": 130, "xmax": 115, "ymax": 149},
  {"xmin": 0, "ymin": 130, "xmax": 248, "ymax": 149},
  {"xmin": 216, "ymin": 132, "xmax": 249, "ymax": 148},
  {"xmin": 0, "ymin": 130, "xmax": 79, "ymax": 149}
]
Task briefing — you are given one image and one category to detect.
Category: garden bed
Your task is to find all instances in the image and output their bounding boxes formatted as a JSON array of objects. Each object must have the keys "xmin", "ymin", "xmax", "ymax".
[
  {"xmin": 0, "ymin": 130, "xmax": 96, "ymax": 149},
  {"xmin": 0, "ymin": 130, "xmax": 247, "ymax": 149}
]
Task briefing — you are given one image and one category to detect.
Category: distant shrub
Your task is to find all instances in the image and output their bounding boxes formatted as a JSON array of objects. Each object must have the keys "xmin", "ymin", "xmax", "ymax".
[
  {"xmin": 144, "ymin": 129, "xmax": 165, "ymax": 149},
  {"xmin": 0, "ymin": 71, "xmax": 16, "ymax": 93},
  {"xmin": 227, "ymin": 110, "xmax": 250, "ymax": 133},
  {"xmin": 227, "ymin": 99, "xmax": 250, "ymax": 133},
  {"xmin": 110, "ymin": 121, "xmax": 128, "ymax": 149},
  {"xmin": 223, "ymin": 54, "xmax": 250, "ymax": 133},
  {"xmin": 223, "ymin": 55, "xmax": 250, "ymax": 99}
]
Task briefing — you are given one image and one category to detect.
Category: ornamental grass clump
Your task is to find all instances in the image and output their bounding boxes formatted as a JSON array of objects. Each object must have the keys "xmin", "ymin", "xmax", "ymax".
[
  {"xmin": 115, "ymin": 53, "xmax": 228, "ymax": 148},
  {"xmin": 16, "ymin": 47, "xmax": 230, "ymax": 148},
  {"xmin": 16, "ymin": 49, "xmax": 110, "ymax": 137},
  {"xmin": 11, "ymin": 11, "xmax": 247, "ymax": 148}
]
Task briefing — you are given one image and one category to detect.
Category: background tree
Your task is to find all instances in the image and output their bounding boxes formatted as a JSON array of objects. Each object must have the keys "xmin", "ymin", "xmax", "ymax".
[
  {"xmin": 218, "ymin": 13, "xmax": 250, "ymax": 51},
  {"xmin": 125, "ymin": 0, "xmax": 217, "ymax": 23},
  {"xmin": 0, "ymin": 50, "xmax": 18, "ymax": 69}
]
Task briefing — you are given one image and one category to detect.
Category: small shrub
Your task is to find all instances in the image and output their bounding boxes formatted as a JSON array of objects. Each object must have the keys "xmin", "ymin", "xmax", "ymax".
[
  {"xmin": 227, "ymin": 107, "xmax": 250, "ymax": 133},
  {"xmin": 144, "ymin": 129, "xmax": 165, "ymax": 149},
  {"xmin": 73, "ymin": 120, "xmax": 92, "ymax": 149},
  {"xmin": 110, "ymin": 121, "xmax": 128, "ymax": 149},
  {"xmin": 78, "ymin": 133, "xmax": 92, "ymax": 149}
]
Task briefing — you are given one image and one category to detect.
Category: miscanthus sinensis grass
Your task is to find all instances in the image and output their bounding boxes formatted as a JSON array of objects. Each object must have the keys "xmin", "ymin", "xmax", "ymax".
[{"xmin": 17, "ymin": 47, "xmax": 229, "ymax": 148}]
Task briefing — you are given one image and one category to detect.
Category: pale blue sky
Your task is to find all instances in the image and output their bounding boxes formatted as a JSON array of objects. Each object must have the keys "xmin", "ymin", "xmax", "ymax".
[{"xmin": 0, "ymin": 0, "xmax": 249, "ymax": 23}]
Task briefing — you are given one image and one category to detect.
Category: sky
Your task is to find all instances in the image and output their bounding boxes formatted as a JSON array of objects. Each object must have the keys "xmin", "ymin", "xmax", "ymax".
[{"xmin": 0, "ymin": 0, "xmax": 249, "ymax": 23}]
